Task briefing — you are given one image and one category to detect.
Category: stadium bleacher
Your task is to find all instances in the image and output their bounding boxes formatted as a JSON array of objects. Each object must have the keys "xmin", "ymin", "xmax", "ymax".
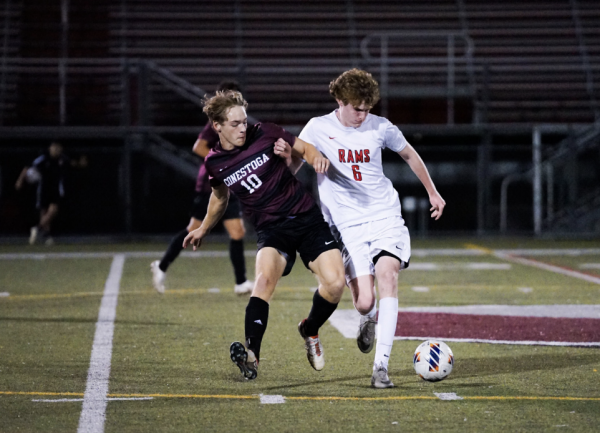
[{"xmin": 2, "ymin": 0, "xmax": 599, "ymax": 126}]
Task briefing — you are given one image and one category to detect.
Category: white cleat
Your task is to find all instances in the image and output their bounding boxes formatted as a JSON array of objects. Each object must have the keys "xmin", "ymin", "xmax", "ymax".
[
  {"xmin": 29, "ymin": 226, "xmax": 38, "ymax": 245},
  {"xmin": 298, "ymin": 319, "xmax": 325, "ymax": 371},
  {"xmin": 150, "ymin": 260, "xmax": 166, "ymax": 293},
  {"xmin": 234, "ymin": 280, "xmax": 254, "ymax": 295},
  {"xmin": 371, "ymin": 363, "xmax": 394, "ymax": 389}
]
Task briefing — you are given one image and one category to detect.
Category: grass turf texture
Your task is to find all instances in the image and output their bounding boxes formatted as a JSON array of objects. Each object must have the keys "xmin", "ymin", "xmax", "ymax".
[{"xmin": 0, "ymin": 239, "xmax": 599, "ymax": 432}]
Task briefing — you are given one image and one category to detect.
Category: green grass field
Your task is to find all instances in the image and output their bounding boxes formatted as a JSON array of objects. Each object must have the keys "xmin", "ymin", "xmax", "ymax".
[{"xmin": 1, "ymin": 238, "xmax": 599, "ymax": 432}]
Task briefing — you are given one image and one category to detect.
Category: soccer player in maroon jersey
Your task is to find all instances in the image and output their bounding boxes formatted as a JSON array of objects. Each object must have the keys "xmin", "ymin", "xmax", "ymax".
[
  {"xmin": 150, "ymin": 81, "xmax": 253, "ymax": 295},
  {"xmin": 183, "ymin": 90, "xmax": 345, "ymax": 380}
]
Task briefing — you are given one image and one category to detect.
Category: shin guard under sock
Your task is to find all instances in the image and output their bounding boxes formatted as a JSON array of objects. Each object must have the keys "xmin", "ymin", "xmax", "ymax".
[
  {"xmin": 244, "ymin": 296, "xmax": 269, "ymax": 362},
  {"xmin": 229, "ymin": 239, "xmax": 247, "ymax": 285},
  {"xmin": 374, "ymin": 297, "xmax": 398, "ymax": 370},
  {"xmin": 303, "ymin": 289, "xmax": 338, "ymax": 337},
  {"xmin": 159, "ymin": 229, "xmax": 188, "ymax": 272}
]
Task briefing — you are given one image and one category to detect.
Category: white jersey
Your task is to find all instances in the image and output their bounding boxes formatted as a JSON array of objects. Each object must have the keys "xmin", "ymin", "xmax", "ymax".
[{"xmin": 299, "ymin": 110, "xmax": 408, "ymax": 231}]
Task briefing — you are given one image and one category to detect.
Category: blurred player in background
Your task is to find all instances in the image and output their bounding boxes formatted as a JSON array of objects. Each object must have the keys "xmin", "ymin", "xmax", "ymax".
[
  {"xmin": 15, "ymin": 141, "xmax": 87, "ymax": 245},
  {"xmin": 151, "ymin": 81, "xmax": 253, "ymax": 295},
  {"xmin": 183, "ymin": 89, "xmax": 345, "ymax": 380},
  {"xmin": 299, "ymin": 69, "xmax": 446, "ymax": 388}
]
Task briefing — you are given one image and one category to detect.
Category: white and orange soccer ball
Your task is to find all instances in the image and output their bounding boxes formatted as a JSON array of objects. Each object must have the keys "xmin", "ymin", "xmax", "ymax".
[{"xmin": 413, "ymin": 340, "xmax": 454, "ymax": 382}]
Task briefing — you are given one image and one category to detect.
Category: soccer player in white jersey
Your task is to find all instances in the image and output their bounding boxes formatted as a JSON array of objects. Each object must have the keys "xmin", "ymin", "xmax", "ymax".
[{"xmin": 298, "ymin": 69, "xmax": 446, "ymax": 388}]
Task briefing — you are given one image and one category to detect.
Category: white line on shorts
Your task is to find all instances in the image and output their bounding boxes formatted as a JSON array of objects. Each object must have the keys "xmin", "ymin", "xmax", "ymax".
[{"xmin": 77, "ymin": 254, "xmax": 125, "ymax": 433}]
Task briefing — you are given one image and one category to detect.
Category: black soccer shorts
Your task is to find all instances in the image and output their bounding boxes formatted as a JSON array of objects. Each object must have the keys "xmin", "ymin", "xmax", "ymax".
[{"xmin": 256, "ymin": 205, "xmax": 340, "ymax": 276}]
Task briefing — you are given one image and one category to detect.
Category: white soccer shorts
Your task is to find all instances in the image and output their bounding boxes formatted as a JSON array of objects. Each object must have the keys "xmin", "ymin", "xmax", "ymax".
[{"xmin": 334, "ymin": 215, "xmax": 411, "ymax": 284}]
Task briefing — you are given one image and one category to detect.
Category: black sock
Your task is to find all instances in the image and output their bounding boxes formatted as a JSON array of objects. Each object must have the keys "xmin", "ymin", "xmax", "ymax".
[
  {"xmin": 303, "ymin": 289, "xmax": 339, "ymax": 337},
  {"xmin": 245, "ymin": 296, "xmax": 269, "ymax": 362},
  {"xmin": 229, "ymin": 239, "xmax": 247, "ymax": 284},
  {"xmin": 159, "ymin": 229, "xmax": 188, "ymax": 272}
]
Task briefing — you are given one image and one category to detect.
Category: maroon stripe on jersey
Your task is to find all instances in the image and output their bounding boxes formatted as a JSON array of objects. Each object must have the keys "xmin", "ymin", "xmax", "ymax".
[{"xmin": 204, "ymin": 123, "xmax": 314, "ymax": 230}]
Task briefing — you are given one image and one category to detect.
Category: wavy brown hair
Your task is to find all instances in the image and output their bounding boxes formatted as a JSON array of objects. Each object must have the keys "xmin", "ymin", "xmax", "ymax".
[
  {"xmin": 329, "ymin": 68, "xmax": 380, "ymax": 108},
  {"xmin": 202, "ymin": 90, "xmax": 248, "ymax": 124}
]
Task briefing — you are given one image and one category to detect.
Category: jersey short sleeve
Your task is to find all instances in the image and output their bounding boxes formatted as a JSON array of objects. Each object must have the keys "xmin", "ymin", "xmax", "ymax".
[
  {"xmin": 383, "ymin": 121, "xmax": 408, "ymax": 153},
  {"xmin": 298, "ymin": 119, "xmax": 318, "ymax": 149},
  {"xmin": 265, "ymin": 122, "xmax": 296, "ymax": 149},
  {"xmin": 205, "ymin": 153, "xmax": 223, "ymax": 188},
  {"xmin": 32, "ymin": 155, "xmax": 45, "ymax": 169}
]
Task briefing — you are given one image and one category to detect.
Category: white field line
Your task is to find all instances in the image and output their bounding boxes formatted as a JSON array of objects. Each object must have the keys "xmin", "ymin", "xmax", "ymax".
[
  {"xmin": 407, "ymin": 263, "xmax": 511, "ymax": 271},
  {"xmin": 0, "ymin": 251, "xmax": 245, "ymax": 260},
  {"xmin": 329, "ymin": 309, "xmax": 600, "ymax": 347},
  {"xmin": 397, "ymin": 304, "xmax": 600, "ymax": 318},
  {"xmin": 434, "ymin": 393, "xmax": 463, "ymax": 401},
  {"xmin": 259, "ymin": 394, "xmax": 286, "ymax": 404},
  {"xmin": 330, "ymin": 305, "xmax": 600, "ymax": 338},
  {"xmin": 495, "ymin": 252, "xmax": 600, "ymax": 285},
  {"xmin": 391, "ymin": 336, "xmax": 600, "ymax": 347},
  {"xmin": 0, "ymin": 248, "xmax": 516, "ymax": 261},
  {"xmin": 581, "ymin": 263, "xmax": 600, "ymax": 269},
  {"xmin": 1, "ymin": 248, "xmax": 598, "ymax": 261},
  {"xmin": 495, "ymin": 249, "xmax": 600, "ymax": 256},
  {"xmin": 34, "ymin": 397, "xmax": 152, "ymax": 403},
  {"xmin": 77, "ymin": 254, "xmax": 125, "ymax": 433}
]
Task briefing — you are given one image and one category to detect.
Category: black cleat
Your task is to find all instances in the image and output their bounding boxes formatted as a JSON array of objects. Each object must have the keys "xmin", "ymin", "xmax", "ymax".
[
  {"xmin": 230, "ymin": 341, "xmax": 258, "ymax": 380},
  {"xmin": 357, "ymin": 315, "xmax": 376, "ymax": 354}
]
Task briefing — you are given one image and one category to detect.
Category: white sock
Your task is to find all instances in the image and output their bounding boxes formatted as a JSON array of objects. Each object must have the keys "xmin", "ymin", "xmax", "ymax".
[
  {"xmin": 365, "ymin": 302, "xmax": 377, "ymax": 319},
  {"xmin": 373, "ymin": 297, "xmax": 398, "ymax": 371}
]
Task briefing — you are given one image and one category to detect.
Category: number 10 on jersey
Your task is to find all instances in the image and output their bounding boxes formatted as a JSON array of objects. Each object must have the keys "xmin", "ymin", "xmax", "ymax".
[{"xmin": 241, "ymin": 174, "xmax": 263, "ymax": 193}]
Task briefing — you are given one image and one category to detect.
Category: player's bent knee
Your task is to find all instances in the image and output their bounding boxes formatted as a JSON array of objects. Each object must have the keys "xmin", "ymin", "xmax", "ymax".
[
  {"xmin": 228, "ymin": 228, "xmax": 245, "ymax": 240},
  {"xmin": 224, "ymin": 219, "xmax": 246, "ymax": 240},
  {"xmin": 354, "ymin": 297, "xmax": 376, "ymax": 315},
  {"xmin": 320, "ymin": 268, "xmax": 345, "ymax": 290}
]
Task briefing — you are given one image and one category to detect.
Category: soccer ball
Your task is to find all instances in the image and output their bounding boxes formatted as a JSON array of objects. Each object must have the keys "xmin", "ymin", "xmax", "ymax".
[
  {"xmin": 413, "ymin": 340, "xmax": 454, "ymax": 382},
  {"xmin": 25, "ymin": 167, "xmax": 41, "ymax": 183}
]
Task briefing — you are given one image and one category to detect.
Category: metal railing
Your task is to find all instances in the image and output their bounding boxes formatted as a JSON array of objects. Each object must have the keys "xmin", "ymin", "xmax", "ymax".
[
  {"xmin": 360, "ymin": 31, "xmax": 476, "ymax": 124},
  {"xmin": 500, "ymin": 122, "xmax": 600, "ymax": 234}
]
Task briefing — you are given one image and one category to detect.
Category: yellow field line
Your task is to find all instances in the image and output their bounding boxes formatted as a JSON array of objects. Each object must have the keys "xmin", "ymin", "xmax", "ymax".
[
  {"xmin": 0, "ymin": 391, "xmax": 85, "ymax": 397},
  {"xmin": 465, "ymin": 396, "xmax": 600, "ymax": 401},
  {"xmin": 0, "ymin": 292, "xmax": 104, "ymax": 301},
  {"xmin": 0, "ymin": 283, "xmax": 581, "ymax": 302},
  {"xmin": 3, "ymin": 390, "xmax": 599, "ymax": 402},
  {"xmin": 464, "ymin": 243, "xmax": 494, "ymax": 254},
  {"xmin": 0, "ymin": 288, "xmax": 204, "ymax": 301}
]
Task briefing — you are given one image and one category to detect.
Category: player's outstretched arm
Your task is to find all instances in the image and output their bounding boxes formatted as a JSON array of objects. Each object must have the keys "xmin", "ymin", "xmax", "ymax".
[
  {"xmin": 398, "ymin": 143, "xmax": 446, "ymax": 220},
  {"xmin": 274, "ymin": 138, "xmax": 305, "ymax": 174},
  {"xmin": 15, "ymin": 167, "xmax": 29, "ymax": 191},
  {"xmin": 289, "ymin": 137, "xmax": 329, "ymax": 174},
  {"xmin": 183, "ymin": 184, "xmax": 229, "ymax": 250}
]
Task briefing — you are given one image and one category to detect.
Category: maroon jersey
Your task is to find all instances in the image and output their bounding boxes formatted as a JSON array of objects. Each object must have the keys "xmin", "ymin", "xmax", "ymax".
[
  {"xmin": 195, "ymin": 123, "xmax": 219, "ymax": 193},
  {"xmin": 204, "ymin": 122, "xmax": 315, "ymax": 230}
]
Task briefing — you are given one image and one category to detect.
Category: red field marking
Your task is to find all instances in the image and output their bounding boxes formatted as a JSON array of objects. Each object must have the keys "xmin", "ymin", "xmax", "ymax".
[{"xmin": 397, "ymin": 312, "xmax": 600, "ymax": 343}]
